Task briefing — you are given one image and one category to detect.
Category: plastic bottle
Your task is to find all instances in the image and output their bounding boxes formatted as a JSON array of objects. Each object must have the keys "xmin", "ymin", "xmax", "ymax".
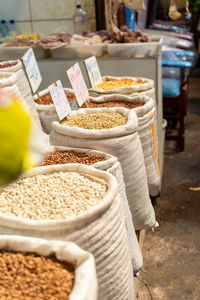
[
  {"xmin": 117, "ymin": 3, "xmax": 125, "ymax": 28},
  {"xmin": 73, "ymin": 4, "xmax": 89, "ymax": 35},
  {"xmin": 0, "ymin": 20, "xmax": 8, "ymax": 37},
  {"xmin": 125, "ymin": 7, "xmax": 136, "ymax": 32},
  {"xmin": 8, "ymin": 20, "xmax": 17, "ymax": 36}
]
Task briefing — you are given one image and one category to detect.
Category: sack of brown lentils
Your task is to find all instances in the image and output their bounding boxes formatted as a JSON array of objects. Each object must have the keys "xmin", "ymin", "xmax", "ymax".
[
  {"xmin": 0, "ymin": 235, "xmax": 97, "ymax": 300},
  {"xmin": 0, "ymin": 164, "xmax": 134, "ymax": 300},
  {"xmin": 89, "ymin": 76, "xmax": 154, "ymax": 96},
  {"xmin": 86, "ymin": 94, "xmax": 160, "ymax": 197},
  {"xmin": 0, "ymin": 60, "xmax": 42, "ymax": 129},
  {"xmin": 39, "ymin": 146, "xmax": 143, "ymax": 273},
  {"xmin": 33, "ymin": 88, "xmax": 78, "ymax": 134},
  {"xmin": 50, "ymin": 108, "xmax": 156, "ymax": 230}
]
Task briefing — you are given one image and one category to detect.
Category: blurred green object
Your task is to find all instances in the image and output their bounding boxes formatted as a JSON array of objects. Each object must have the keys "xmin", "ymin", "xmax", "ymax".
[
  {"xmin": 189, "ymin": 0, "xmax": 200, "ymax": 12},
  {"xmin": 0, "ymin": 92, "xmax": 32, "ymax": 185}
]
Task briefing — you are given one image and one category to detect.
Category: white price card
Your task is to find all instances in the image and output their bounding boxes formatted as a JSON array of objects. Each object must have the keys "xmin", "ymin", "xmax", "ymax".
[
  {"xmin": 48, "ymin": 80, "xmax": 71, "ymax": 121},
  {"xmin": 84, "ymin": 56, "xmax": 102, "ymax": 88},
  {"xmin": 67, "ymin": 63, "xmax": 89, "ymax": 107},
  {"xmin": 22, "ymin": 48, "xmax": 42, "ymax": 93}
]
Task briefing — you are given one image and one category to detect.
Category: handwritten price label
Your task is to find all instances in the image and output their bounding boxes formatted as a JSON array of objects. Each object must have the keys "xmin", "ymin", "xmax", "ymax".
[
  {"xmin": 49, "ymin": 80, "xmax": 71, "ymax": 120},
  {"xmin": 67, "ymin": 63, "xmax": 88, "ymax": 107},
  {"xmin": 85, "ymin": 56, "xmax": 102, "ymax": 88},
  {"xmin": 22, "ymin": 48, "xmax": 42, "ymax": 93}
]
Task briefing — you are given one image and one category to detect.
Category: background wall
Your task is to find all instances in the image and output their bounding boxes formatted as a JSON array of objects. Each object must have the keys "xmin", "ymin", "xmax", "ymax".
[{"xmin": 0, "ymin": 0, "xmax": 96, "ymax": 36}]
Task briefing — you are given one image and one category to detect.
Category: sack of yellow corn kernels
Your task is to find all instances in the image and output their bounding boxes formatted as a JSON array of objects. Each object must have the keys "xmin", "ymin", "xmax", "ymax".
[
  {"xmin": 85, "ymin": 94, "xmax": 160, "ymax": 197},
  {"xmin": 0, "ymin": 164, "xmax": 134, "ymax": 300},
  {"xmin": 49, "ymin": 107, "xmax": 156, "ymax": 230},
  {"xmin": 0, "ymin": 60, "xmax": 42, "ymax": 129},
  {"xmin": 89, "ymin": 76, "xmax": 154, "ymax": 96},
  {"xmin": 38, "ymin": 146, "xmax": 143, "ymax": 273},
  {"xmin": 0, "ymin": 235, "xmax": 97, "ymax": 300}
]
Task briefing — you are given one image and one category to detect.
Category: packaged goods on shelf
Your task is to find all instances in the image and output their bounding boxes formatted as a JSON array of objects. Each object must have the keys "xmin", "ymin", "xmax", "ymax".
[
  {"xmin": 87, "ymin": 94, "xmax": 160, "ymax": 196},
  {"xmin": 0, "ymin": 60, "xmax": 42, "ymax": 129},
  {"xmin": 0, "ymin": 164, "xmax": 134, "ymax": 300},
  {"xmin": 33, "ymin": 88, "xmax": 78, "ymax": 134},
  {"xmin": 39, "ymin": 146, "xmax": 143, "ymax": 273},
  {"xmin": 0, "ymin": 235, "xmax": 97, "ymax": 300},
  {"xmin": 50, "ymin": 108, "xmax": 156, "ymax": 230}
]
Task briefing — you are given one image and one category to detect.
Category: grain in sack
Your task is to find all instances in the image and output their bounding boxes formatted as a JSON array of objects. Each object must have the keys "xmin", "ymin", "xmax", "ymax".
[
  {"xmin": 0, "ymin": 235, "xmax": 97, "ymax": 300},
  {"xmin": 87, "ymin": 94, "xmax": 160, "ymax": 196},
  {"xmin": 0, "ymin": 164, "xmax": 134, "ymax": 300},
  {"xmin": 39, "ymin": 146, "xmax": 143, "ymax": 273},
  {"xmin": 50, "ymin": 108, "xmax": 156, "ymax": 230},
  {"xmin": 33, "ymin": 88, "xmax": 78, "ymax": 134},
  {"xmin": 0, "ymin": 60, "xmax": 42, "ymax": 129}
]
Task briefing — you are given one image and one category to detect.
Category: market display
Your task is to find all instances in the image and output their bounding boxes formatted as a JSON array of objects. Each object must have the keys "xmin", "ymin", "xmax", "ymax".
[
  {"xmin": 0, "ymin": 251, "xmax": 74, "ymax": 300},
  {"xmin": 61, "ymin": 112, "xmax": 127, "ymax": 129}
]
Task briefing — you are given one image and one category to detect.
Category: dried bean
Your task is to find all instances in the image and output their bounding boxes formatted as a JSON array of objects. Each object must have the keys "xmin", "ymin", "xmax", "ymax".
[
  {"xmin": 61, "ymin": 112, "xmax": 127, "ymax": 129},
  {"xmin": 96, "ymin": 79, "xmax": 147, "ymax": 90},
  {"xmin": 35, "ymin": 92, "xmax": 76, "ymax": 105},
  {"xmin": 85, "ymin": 101, "xmax": 143, "ymax": 109},
  {"xmin": 42, "ymin": 151, "xmax": 106, "ymax": 166},
  {"xmin": 0, "ymin": 171, "xmax": 107, "ymax": 220},
  {"xmin": 0, "ymin": 251, "xmax": 74, "ymax": 300}
]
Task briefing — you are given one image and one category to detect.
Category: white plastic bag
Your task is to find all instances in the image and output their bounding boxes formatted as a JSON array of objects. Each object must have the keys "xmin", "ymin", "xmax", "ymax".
[
  {"xmin": 0, "ymin": 164, "xmax": 134, "ymax": 300},
  {"xmin": 0, "ymin": 235, "xmax": 97, "ymax": 300},
  {"xmin": 50, "ymin": 108, "xmax": 156, "ymax": 230}
]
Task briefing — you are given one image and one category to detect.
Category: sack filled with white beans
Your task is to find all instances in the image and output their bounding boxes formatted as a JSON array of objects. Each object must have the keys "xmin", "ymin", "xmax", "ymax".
[
  {"xmin": 0, "ymin": 164, "xmax": 134, "ymax": 300},
  {"xmin": 33, "ymin": 88, "xmax": 78, "ymax": 134},
  {"xmin": 0, "ymin": 235, "xmax": 97, "ymax": 300},
  {"xmin": 0, "ymin": 59, "xmax": 42, "ymax": 129},
  {"xmin": 39, "ymin": 145, "xmax": 143, "ymax": 273},
  {"xmin": 85, "ymin": 94, "xmax": 160, "ymax": 197},
  {"xmin": 50, "ymin": 107, "xmax": 156, "ymax": 230}
]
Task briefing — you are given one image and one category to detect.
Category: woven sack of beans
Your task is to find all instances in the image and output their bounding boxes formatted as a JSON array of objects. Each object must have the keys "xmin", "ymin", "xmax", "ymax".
[
  {"xmin": 0, "ymin": 164, "xmax": 134, "ymax": 300},
  {"xmin": 89, "ymin": 76, "xmax": 154, "ymax": 96},
  {"xmin": 86, "ymin": 94, "xmax": 160, "ymax": 197},
  {"xmin": 0, "ymin": 60, "xmax": 41, "ymax": 129},
  {"xmin": 33, "ymin": 88, "xmax": 78, "ymax": 134},
  {"xmin": 0, "ymin": 235, "xmax": 97, "ymax": 300},
  {"xmin": 39, "ymin": 145, "xmax": 143, "ymax": 273},
  {"xmin": 50, "ymin": 107, "xmax": 156, "ymax": 230}
]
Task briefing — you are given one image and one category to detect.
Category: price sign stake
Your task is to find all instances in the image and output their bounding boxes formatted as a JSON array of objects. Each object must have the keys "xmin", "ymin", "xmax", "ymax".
[
  {"xmin": 21, "ymin": 48, "xmax": 42, "ymax": 93},
  {"xmin": 49, "ymin": 80, "xmax": 71, "ymax": 120},
  {"xmin": 67, "ymin": 63, "xmax": 89, "ymax": 107},
  {"xmin": 84, "ymin": 56, "xmax": 102, "ymax": 88}
]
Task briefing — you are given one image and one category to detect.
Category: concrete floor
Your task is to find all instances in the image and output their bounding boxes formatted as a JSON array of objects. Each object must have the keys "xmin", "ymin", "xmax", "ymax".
[{"xmin": 138, "ymin": 77, "xmax": 200, "ymax": 300}]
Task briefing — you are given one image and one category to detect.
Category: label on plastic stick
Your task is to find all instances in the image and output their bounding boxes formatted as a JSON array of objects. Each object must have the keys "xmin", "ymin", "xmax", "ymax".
[
  {"xmin": 67, "ymin": 63, "xmax": 89, "ymax": 107},
  {"xmin": 48, "ymin": 80, "xmax": 71, "ymax": 120},
  {"xmin": 22, "ymin": 48, "xmax": 42, "ymax": 93},
  {"xmin": 84, "ymin": 56, "xmax": 102, "ymax": 87}
]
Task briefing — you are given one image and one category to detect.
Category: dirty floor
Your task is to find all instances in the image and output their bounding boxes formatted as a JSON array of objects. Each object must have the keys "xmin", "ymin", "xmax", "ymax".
[{"xmin": 138, "ymin": 76, "xmax": 200, "ymax": 300}]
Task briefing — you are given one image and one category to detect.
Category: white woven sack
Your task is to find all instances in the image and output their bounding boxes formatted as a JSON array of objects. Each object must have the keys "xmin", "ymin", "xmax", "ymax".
[
  {"xmin": 0, "ymin": 164, "xmax": 134, "ymax": 300},
  {"xmin": 33, "ymin": 88, "xmax": 78, "ymax": 134},
  {"xmin": 41, "ymin": 145, "xmax": 143, "ymax": 273},
  {"xmin": 87, "ymin": 94, "xmax": 160, "ymax": 196},
  {"xmin": 50, "ymin": 107, "xmax": 156, "ymax": 230},
  {"xmin": 0, "ymin": 235, "xmax": 97, "ymax": 300},
  {"xmin": 89, "ymin": 76, "xmax": 154, "ymax": 95},
  {"xmin": 0, "ymin": 60, "xmax": 42, "ymax": 129}
]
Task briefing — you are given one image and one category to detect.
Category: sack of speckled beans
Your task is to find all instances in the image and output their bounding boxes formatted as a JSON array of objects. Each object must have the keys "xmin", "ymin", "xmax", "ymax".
[
  {"xmin": 85, "ymin": 94, "xmax": 160, "ymax": 197},
  {"xmin": 49, "ymin": 107, "xmax": 157, "ymax": 231},
  {"xmin": 33, "ymin": 88, "xmax": 78, "ymax": 134},
  {"xmin": 0, "ymin": 164, "xmax": 134, "ymax": 300},
  {"xmin": 37, "ymin": 145, "xmax": 143, "ymax": 274},
  {"xmin": 0, "ymin": 235, "xmax": 97, "ymax": 300}
]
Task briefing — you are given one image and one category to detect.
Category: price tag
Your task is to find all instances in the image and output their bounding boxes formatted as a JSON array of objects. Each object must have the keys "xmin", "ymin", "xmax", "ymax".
[
  {"xmin": 22, "ymin": 48, "xmax": 42, "ymax": 93},
  {"xmin": 84, "ymin": 56, "xmax": 102, "ymax": 87},
  {"xmin": 49, "ymin": 80, "xmax": 71, "ymax": 120},
  {"xmin": 67, "ymin": 63, "xmax": 89, "ymax": 107}
]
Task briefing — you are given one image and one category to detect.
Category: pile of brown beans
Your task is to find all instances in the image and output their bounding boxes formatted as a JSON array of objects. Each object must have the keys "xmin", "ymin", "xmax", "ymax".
[
  {"xmin": 0, "ymin": 62, "xmax": 17, "ymax": 69},
  {"xmin": 35, "ymin": 92, "xmax": 76, "ymax": 105},
  {"xmin": 42, "ymin": 151, "xmax": 106, "ymax": 166},
  {"xmin": 61, "ymin": 112, "xmax": 127, "ymax": 129},
  {"xmin": 0, "ymin": 251, "xmax": 74, "ymax": 300},
  {"xmin": 85, "ymin": 101, "xmax": 144, "ymax": 109}
]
